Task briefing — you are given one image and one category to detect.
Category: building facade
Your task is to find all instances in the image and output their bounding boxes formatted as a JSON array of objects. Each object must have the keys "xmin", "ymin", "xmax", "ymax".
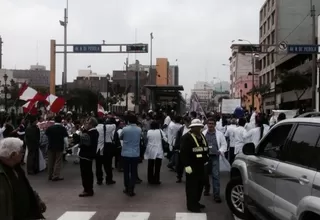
[
  {"xmin": 0, "ymin": 65, "xmax": 50, "ymax": 88},
  {"xmin": 259, "ymin": 0, "xmax": 320, "ymax": 111},
  {"xmin": 234, "ymin": 75, "xmax": 260, "ymax": 110},
  {"xmin": 156, "ymin": 58, "xmax": 169, "ymax": 85},
  {"xmin": 229, "ymin": 44, "xmax": 260, "ymax": 99}
]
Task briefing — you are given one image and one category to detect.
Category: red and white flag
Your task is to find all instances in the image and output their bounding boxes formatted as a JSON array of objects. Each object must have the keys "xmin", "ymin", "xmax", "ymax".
[
  {"xmin": 97, "ymin": 104, "xmax": 105, "ymax": 117},
  {"xmin": 22, "ymin": 101, "xmax": 38, "ymax": 115},
  {"xmin": 46, "ymin": 94, "xmax": 65, "ymax": 113},
  {"xmin": 19, "ymin": 82, "xmax": 38, "ymax": 101}
]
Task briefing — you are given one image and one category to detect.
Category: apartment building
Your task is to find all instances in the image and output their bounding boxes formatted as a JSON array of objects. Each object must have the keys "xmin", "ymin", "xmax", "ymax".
[
  {"xmin": 259, "ymin": 0, "xmax": 320, "ymax": 111},
  {"xmin": 229, "ymin": 44, "xmax": 260, "ymax": 98}
]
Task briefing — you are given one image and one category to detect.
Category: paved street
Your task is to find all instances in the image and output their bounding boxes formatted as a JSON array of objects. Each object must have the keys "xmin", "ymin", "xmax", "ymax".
[{"xmin": 28, "ymin": 157, "xmax": 236, "ymax": 220}]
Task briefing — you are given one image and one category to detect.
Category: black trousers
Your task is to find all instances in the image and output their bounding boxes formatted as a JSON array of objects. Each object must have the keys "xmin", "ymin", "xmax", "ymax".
[
  {"xmin": 147, "ymin": 158, "xmax": 162, "ymax": 183},
  {"xmin": 176, "ymin": 152, "xmax": 184, "ymax": 180},
  {"xmin": 228, "ymin": 147, "xmax": 235, "ymax": 165},
  {"xmin": 95, "ymin": 151, "xmax": 113, "ymax": 182},
  {"xmin": 185, "ymin": 171, "xmax": 205, "ymax": 209},
  {"xmin": 123, "ymin": 157, "xmax": 139, "ymax": 192},
  {"xmin": 80, "ymin": 159, "xmax": 94, "ymax": 193}
]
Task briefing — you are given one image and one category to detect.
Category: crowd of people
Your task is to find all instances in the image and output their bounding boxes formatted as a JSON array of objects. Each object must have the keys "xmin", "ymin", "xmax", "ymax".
[{"xmin": 0, "ymin": 108, "xmax": 288, "ymax": 219}]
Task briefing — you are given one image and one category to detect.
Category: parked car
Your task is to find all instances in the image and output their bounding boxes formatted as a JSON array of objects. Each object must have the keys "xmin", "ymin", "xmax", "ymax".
[
  {"xmin": 295, "ymin": 111, "xmax": 320, "ymax": 118},
  {"xmin": 225, "ymin": 118, "xmax": 320, "ymax": 220}
]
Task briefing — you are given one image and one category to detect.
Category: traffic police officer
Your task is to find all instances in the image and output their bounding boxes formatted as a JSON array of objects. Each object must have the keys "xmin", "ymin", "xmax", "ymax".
[{"xmin": 180, "ymin": 119, "xmax": 209, "ymax": 213}]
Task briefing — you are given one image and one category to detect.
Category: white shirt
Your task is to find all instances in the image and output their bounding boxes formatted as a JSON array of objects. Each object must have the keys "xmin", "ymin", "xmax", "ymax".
[
  {"xmin": 163, "ymin": 115, "xmax": 171, "ymax": 135},
  {"xmin": 167, "ymin": 122, "xmax": 183, "ymax": 150},
  {"xmin": 182, "ymin": 125, "xmax": 190, "ymax": 135},
  {"xmin": 117, "ymin": 128, "xmax": 123, "ymax": 147},
  {"xmin": 234, "ymin": 126, "xmax": 248, "ymax": 154},
  {"xmin": 244, "ymin": 125, "xmax": 269, "ymax": 147},
  {"xmin": 144, "ymin": 129, "xmax": 167, "ymax": 160},
  {"xmin": 225, "ymin": 124, "xmax": 237, "ymax": 148},
  {"xmin": 269, "ymin": 116, "xmax": 277, "ymax": 127},
  {"xmin": 96, "ymin": 123, "xmax": 116, "ymax": 154}
]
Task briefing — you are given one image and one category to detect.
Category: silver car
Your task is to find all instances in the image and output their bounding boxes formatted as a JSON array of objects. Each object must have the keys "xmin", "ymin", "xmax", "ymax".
[{"xmin": 225, "ymin": 118, "xmax": 320, "ymax": 220}]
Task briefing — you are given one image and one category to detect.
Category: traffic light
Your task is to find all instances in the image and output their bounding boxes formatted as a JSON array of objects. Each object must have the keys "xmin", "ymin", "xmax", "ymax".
[{"xmin": 126, "ymin": 44, "xmax": 148, "ymax": 53}]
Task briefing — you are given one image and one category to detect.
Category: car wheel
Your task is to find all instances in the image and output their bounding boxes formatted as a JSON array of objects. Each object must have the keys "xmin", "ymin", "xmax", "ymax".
[{"xmin": 225, "ymin": 177, "xmax": 246, "ymax": 219}]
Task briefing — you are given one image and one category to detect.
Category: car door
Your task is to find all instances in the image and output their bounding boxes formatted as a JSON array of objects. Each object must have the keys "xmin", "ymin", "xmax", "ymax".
[
  {"xmin": 246, "ymin": 123, "xmax": 294, "ymax": 215},
  {"xmin": 273, "ymin": 124, "xmax": 320, "ymax": 220}
]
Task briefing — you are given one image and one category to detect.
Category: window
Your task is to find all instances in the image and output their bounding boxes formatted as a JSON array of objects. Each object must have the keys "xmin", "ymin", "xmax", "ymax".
[
  {"xmin": 283, "ymin": 125, "xmax": 320, "ymax": 169},
  {"xmin": 271, "ymin": 52, "xmax": 275, "ymax": 63},
  {"xmin": 267, "ymin": 72, "xmax": 270, "ymax": 83},
  {"xmin": 244, "ymin": 83, "xmax": 247, "ymax": 88},
  {"xmin": 271, "ymin": 12, "xmax": 275, "ymax": 25},
  {"xmin": 259, "ymin": 27, "xmax": 262, "ymax": 37},
  {"xmin": 271, "ymin": 31, "xmax": 275, "ymax": 44},
  {"xmin": 257, "ymin": 124, "xmax": 293, "ymax": 159}
]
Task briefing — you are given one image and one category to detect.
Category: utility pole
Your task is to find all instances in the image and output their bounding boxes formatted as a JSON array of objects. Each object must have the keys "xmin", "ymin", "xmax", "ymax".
[
  {"xmin": 125, "ymin": 57, "xmax": 129, "ymax": 110},
  {"xmin": 0, "ymin": 36, "xmax": 2, "ymax": 69},
  {"xmin": 311, "ymin": 0, "xmax": 317, "ymax": 110},
  {"xmin": 251, "ymin": 53, "xmax": 255, "ymax": 112},
  {"xmin": 149, "ymin": 32, "xmax": 153, "ymax": 110},
  {"xmin": 135, "ymin": 60, "xmax": 140, "ymax": 113},
  {"xmin": 63, "ymin": 7, "xmax": 68, "ymax": 96}
]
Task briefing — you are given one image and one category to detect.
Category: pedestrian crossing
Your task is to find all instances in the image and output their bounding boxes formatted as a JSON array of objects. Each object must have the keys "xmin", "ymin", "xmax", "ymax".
[{"xmin": 57, "ymin": 211, "xmax": 241, "ymax": 220}]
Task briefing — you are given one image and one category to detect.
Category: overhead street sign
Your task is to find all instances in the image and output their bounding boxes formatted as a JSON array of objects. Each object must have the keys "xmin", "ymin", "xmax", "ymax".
[
  {"xmin": 287, "ymin": 44, "xmax": 319, "ymax": 54},
  {"xmin": 73, "ymin": 45, "xmax": 102, "ymax": 53},
  {"xmin": 126, "ymin": 44, "xmax": 148, "ymax": 53}
]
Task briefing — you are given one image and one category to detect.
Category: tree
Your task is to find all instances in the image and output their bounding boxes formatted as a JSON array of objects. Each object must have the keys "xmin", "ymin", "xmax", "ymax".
[{"xmin": 278, "ymin": 71, "xmax": 311, "ymax": 107}]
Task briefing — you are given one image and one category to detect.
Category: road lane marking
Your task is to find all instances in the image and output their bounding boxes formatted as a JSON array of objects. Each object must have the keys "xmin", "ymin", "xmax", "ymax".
[
  {"xmin": 115, "ymin": 212, "xmax": 150, "ymax": 220},
  {"xmin": 57, "ymin": 211, "xmax": 96, "ymax": 220},
  {"xmin": 175, "ymin": 212, "xmax": 207, "ymax": 220}
]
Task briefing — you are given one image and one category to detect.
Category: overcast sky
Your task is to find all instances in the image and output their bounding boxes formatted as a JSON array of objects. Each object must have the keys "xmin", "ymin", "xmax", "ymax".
[{"xmin": 0, "ymin": 0, "xmax": 265, "ymax": 95}]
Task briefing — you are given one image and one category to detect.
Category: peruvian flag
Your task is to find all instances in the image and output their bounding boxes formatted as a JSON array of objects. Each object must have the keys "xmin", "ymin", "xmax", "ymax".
[
  {"xmin": 19, "ymin": 82, "xmax": 38, "ymax": 101},
  {"xmin": 22, "ymin": 101, "xmax": 38, "ymax": 115},
  {"xmin": 97, "ymin": 104, "xmax": 105, "ymax": 117},
  {"xmin": 46, "ymin": 94, "xmax": 65, "ymax": 113}
]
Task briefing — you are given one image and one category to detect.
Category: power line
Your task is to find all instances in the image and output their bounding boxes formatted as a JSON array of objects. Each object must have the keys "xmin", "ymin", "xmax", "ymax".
[{"xmin": 279, "ymin": 13, "xmax": 310, "ymax": 44}]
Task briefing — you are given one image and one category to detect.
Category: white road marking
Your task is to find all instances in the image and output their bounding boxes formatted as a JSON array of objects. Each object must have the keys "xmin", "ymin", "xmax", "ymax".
[
  {"xmin": 115, "ymin": 212, "xmax": 150, "ymax": 220},
  {"xmin": 233, "ymin": 215, "xmax": 243, "ymax": 220},
  {"xmin": 57, "ymin": 211, "xmax": 96, "ymax": 220},
  {"xmin": 175, "ymin": 212, "xmax": 207, "ymax": 220}
]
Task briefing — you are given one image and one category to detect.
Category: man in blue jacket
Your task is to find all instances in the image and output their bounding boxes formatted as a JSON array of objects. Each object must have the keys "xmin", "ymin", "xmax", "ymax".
[{"xmin": 119, "ymin": 114, "xmax": 141, "ymax": 197}]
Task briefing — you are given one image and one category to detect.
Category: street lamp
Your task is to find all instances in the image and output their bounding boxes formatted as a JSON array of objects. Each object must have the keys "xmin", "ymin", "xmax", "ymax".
[
  {"xmin": 234, "ymin": 38, "xmax": 256, "ymax": 112},
  {"xmin": 3, "ymin": 73, "xmax": 8, "ymax": 112},
  {"xmin": 59, "ymin": 0, "xmax": 68, "ymax": 96},
  {"xmin": 106, "ymin": 74, "xmax": 111, "ymax": 111}
]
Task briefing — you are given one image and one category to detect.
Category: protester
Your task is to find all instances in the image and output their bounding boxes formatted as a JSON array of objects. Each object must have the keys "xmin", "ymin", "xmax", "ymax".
[
  {"xmin": 45, "ymin": 115, "xmax": 69, "ymax": 181},
  {"xmin": 120, "ymin": 114, "xmax": 142, "ymax": 197},
  {"xmin": 78, "ymin": 117, "xmax": 99, "ymax": 197}
]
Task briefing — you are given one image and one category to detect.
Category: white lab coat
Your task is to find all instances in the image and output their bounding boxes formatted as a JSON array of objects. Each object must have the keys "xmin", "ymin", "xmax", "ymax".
[
  {"xmin": 167, "ymin": 122, "xmax": 183, "ymax": 151},
  {"xmin": 225, "ymin": 124, "xmax": 237, "ymax": 148},
  {"xmin": 234, "ymin": 126, "xmax": 248, "ymax": 154},
  {"xmin": 144, "ymin": 129, "xmax": 167, "ymax": 160},
  {"xmin": 244, "ymin": 124, "xmax": 269, "ymax": 147},
  {"xmin": 202, "ymin": 129, "xmax": 228, "ymax": 154}
]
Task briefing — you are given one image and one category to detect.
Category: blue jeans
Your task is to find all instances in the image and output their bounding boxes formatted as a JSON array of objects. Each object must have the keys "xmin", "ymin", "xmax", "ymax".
[
  {"xmin": 123, "ymin": 157, "xmax": 139, "ymax": 192},
  {"xmin": 210, "ymin": 155, "xmax": 220, "ymax": 197}
]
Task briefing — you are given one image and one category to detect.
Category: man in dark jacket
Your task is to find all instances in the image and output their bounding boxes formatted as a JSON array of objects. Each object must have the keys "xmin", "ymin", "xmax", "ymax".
[
  {"xmin": 46, "ymin": 115, "xmax": 69, "ymax": 181},
  {"xmin": 180, "ymin": 119, "xmax": 209, "ymax": 213},
  {"xmin": 0, "ymin": 137, "xmax": 46, "ymax": 219},
  {"xmin": 79, "ymin": 117, "xmax": 99, "ymax": 197},
  {"xmin": 174, "ymin": 116, "xmax": 191, "ymax": 183}
]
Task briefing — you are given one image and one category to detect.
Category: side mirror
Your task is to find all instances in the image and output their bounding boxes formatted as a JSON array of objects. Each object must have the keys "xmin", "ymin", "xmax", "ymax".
[{"xmin": 243, "ymin": 143, "xmax": 255, "ymax": 155}]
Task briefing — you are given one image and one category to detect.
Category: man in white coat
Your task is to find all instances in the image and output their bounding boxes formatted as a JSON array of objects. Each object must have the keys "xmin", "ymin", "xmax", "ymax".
[{"xmin": 202, "ymin": 117, "xmax": 227, "ymax": 203}]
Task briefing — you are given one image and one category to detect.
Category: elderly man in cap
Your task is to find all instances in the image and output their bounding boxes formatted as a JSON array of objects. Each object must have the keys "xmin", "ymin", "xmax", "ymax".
[
  {"xmin": 180, "ymin": 119, "xmax": 209, "ymax": 213},
  {"xmin": 0, "ymin": 137, "xmax": 46, "ymax": 219}
]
